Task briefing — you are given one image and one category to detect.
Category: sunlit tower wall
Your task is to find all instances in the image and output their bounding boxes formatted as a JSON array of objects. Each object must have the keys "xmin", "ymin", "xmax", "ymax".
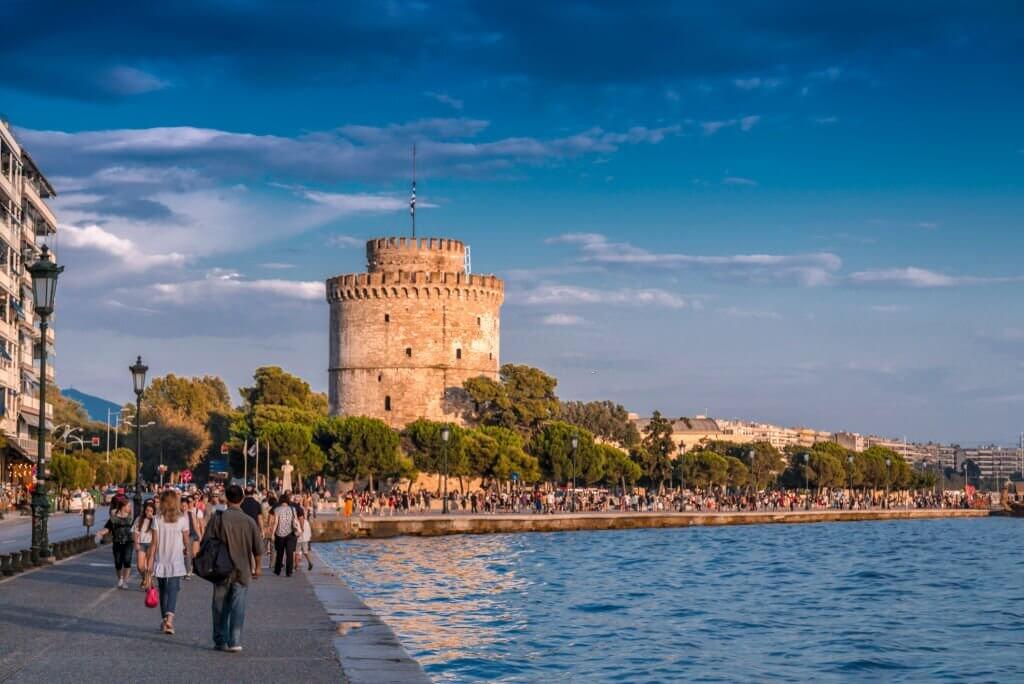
[{"xmin": 325, "ymin": 237, "xmax": 503, "ymax": 427}]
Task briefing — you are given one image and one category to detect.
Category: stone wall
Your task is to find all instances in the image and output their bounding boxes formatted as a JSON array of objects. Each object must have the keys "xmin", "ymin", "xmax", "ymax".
[{"xmin": 326, "ymin": 236, "xmax": 503, "ymax": 427}]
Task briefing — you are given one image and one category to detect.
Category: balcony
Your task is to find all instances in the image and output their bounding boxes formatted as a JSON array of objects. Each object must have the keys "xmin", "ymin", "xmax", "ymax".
[
  {"xmin": 22, "ymin": 182, "xmax": 57, "ymax": 235},
  {"xmin": 16, "ymin": 436, "xmax": 50, "ymax": 459}
]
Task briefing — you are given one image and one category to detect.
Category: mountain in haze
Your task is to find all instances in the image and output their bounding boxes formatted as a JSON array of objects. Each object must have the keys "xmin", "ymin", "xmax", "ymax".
[{"xmin": 61, "ymin": 388, "xmax": 121, "ymax": 423}]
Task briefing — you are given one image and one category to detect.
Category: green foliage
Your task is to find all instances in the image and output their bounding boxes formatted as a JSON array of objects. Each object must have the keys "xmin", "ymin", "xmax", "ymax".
[
  {"xmin": 52, "ymin": 387, "xmax": 92, "ymax": 428},
  {"xmin": 724, "ymin": 456, "xmax": 750, "ymax": 488},
  {"xmin": 316, "ymin": 416, "xmax": 405, "ymax": 488},
  {"xmin": 401, "ymin": 419, "xmax": 469, "ymax": 477},
  {"xmin": 108, "ymin": 448, "xmax": 137, "ymax": 484},
  {"xmin": 560, "ymin": 400, "xmax": 641, "ymax": 448},
  {"xmin": 639, "ymin": 410, "xmax": 675, "ymax": 485},
  {"xmin": 140, "ymin": 408, "xmax": 209, "ymax": 476},
  {"xmin": 50, "ymin": 453, "xmax": 95, "ymax": 490},
  {"xmin": 463, "ymin": 364, "xmax": 560, "ymax": 436},
  {"xmin": 528, "ymin": 421, "xmax": 603, "ymax": 484},
  {"xmin": 143, "ymin": 374, "xmax": 231, "ymax": 423},
  {"xmin": 600, "ymin": 444, "xmax": 642, "ymax": 488},
  {"xmin": 479, "ymin": 425, "xmax": 541, "ymax": 483},
  {"xmin": 679, "ymin": 450, "xmax": 729, "ymax": 489},
  {"xmin": 240, "ymin": 366, "xmax": 328, "ymax": 414},
  {"xmin": 700, "ymin": 440, "xmax": 784, "ymax": 489}
]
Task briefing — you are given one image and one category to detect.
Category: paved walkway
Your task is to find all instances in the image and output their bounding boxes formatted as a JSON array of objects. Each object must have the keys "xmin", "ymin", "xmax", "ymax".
[
  {"xmin": 0, "ymin": 547, "xmax": 345, "ymax": 683},
  {"xmin": 0, "ymin": 508, "xmax": 109, "ymax": 550}
]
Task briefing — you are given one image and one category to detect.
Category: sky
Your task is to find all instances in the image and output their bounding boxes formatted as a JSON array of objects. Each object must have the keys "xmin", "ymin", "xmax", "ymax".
[{"xmin": 1, "ymin": 1, "xmax": 1022, "ymax": 444}]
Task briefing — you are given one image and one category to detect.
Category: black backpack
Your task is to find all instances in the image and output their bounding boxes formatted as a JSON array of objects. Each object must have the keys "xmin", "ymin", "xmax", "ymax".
[{"xmin": 193, "ymin": 511, "xmax": 234, "ymax": 583}]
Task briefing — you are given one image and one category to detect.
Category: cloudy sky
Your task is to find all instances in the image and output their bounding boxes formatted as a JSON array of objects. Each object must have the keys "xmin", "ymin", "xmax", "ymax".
[{"xmin": 2, "ymin": 1, "xmax": 1022, "ymax": 443}]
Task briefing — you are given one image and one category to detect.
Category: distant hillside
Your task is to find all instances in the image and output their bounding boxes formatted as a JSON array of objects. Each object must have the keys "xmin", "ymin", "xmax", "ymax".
[{"xmin": 61, "ymin": 388, "xmax": 121, "ymax": 423}]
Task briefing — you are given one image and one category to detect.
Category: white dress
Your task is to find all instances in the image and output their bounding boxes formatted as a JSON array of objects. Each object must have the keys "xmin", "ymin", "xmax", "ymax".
[{"xmin": 152, "ymin": 515, "xmax": 189, "ymax": 578}]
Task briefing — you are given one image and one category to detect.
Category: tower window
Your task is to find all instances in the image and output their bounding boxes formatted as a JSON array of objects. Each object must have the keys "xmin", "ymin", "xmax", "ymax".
[
  {"xmin": 384, "ymin": 313, "xmax": 390, "ymax": 322},
  {"xmin": 384, "ymin": 396, "xmax": 392, "ymax": 411},
  {"xmin": 456, "ymin": 348, "xmax": 462, "ymax": 360},
  {"xmin": 477, "ymin": 317, "xmax": 481, "ymax": 327},
  {"xmin": 489, "ymin": 352, "xmax": 493, "ymax": 360},
  {"xmin": 377, "ymin": 373, "xmax": 382, "ymax": 382},
  {"xmin": 405, "ymin": 347, "xmax": 412, "ymax": 357}
]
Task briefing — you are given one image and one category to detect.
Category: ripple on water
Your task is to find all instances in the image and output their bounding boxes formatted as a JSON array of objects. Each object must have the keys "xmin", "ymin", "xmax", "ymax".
[{"xmin": 324, "ymin": 518, "xmax": 1024, "ymax": 683}]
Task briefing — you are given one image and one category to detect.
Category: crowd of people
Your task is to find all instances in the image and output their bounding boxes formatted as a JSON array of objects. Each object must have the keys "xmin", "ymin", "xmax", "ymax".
[
  {"xmin": 335, "ymin": 485, "xmax": 976, "ymax": 516},
  {"xmin": 92, "ymin": 483, "xmax": 315, "ymax": 651}
]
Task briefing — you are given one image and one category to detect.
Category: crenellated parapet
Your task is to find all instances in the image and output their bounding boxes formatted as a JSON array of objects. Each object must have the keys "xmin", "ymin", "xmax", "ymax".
[
  {"xmin": 326, "ymin": 270, "xmax": 503, "ymax": 303},
  {"xmin": 367, "ymin": 236, "xmax": 466, "ymax": 274}
]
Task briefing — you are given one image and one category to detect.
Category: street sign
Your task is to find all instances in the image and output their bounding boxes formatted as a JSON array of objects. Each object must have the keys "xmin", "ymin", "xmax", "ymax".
[
  {"xmin": 220, "ymin": 443, "xmax": 229, "ymax": 455},
  {"xmin": 91, "ymin": 436, "xmax": 101, "ymax": 447},
  {"xmin": 181, "ymin": 470, "xmax": 192, "ymax": 483},
  {"xmin": 511, "ymin": 472, "xmax": 520, "ymax": 482}
]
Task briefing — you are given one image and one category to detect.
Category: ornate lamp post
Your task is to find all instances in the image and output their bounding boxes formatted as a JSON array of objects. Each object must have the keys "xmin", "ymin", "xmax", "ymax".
[
  {"xmin": 747, "ymin": 449, "xmax": 756, "ymax": 506},
  {"xmin": 802, "ymin": 452, "xmax": 810, "ymax": 510},
  {"xmin": 129, "ymin": 356, "xmax": 148, "ymax": 517},
  {"xmin": 570, "ymin": 434, "xmax": 579, "ymax": 513},
  {"xmin": 28, "ymin": 245, "xmax": 62, "ymax": 565},
  {"xmin": 847, "ymin": 454, "xmax": 855, "ymax": 510},
  {"xmin": 440, "ymin": 426, "xmax": 450, "ymax": 514},
  {"xmin": 885, "ymin": 457, "xmax": 892, "ymax": 509}
]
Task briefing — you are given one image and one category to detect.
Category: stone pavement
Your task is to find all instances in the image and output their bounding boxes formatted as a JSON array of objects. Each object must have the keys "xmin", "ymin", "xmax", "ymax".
[{"xmin": 0, "ymin": 546, "xmax": 345, "ymax": 683}]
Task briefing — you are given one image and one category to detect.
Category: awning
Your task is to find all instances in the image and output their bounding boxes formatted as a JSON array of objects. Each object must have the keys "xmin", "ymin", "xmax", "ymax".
[{"xmin": 20, "ymin": 411, "xmax": 53, "ymax": 431}]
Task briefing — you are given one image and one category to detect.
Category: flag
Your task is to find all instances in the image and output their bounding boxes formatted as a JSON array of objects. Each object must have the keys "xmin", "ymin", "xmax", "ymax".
[
  {"xmin": 247, "ymin": 442, "xmax": 257, "ymax": 457},
  {"xmin": 410, "ymin": 181, "xmax": 416, "ymax": 216}
]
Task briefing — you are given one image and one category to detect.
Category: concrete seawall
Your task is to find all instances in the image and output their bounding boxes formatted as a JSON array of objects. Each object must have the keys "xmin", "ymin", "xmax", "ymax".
[{"xmin": 312, "ymin": 508, "xmax": 992, "ymax": 541}]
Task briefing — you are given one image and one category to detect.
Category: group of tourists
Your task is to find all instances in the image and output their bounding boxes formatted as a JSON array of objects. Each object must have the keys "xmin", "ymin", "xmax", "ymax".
[
  {"xmin": 93, "ymin": 483, "xmax": 314, "ymax": 651},
  {"xmin": 337, "ymin": 485, "xmax": 974, "ymax": 516}
]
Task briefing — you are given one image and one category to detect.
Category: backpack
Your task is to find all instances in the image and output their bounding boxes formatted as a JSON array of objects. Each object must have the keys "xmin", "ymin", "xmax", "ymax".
[{"xmin": 193, "ymin": 511, "xmax": 234, "ymax": 583}]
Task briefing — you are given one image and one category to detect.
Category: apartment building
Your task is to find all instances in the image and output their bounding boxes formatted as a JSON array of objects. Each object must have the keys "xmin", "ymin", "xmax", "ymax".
[{"xmin": 0, "ymin": 119, "xmax": 56, "ymax": 487}]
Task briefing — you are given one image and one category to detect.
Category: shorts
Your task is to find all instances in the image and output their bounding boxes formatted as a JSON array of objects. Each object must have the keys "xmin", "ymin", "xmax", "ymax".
[
  {"xmin": 297, "ymin": 541, "xmax": 310, "ymax": 554},
  {"xmin": 138, "ymin": 542, "xmax": 151, "ymax": 554},
  {"xmin": 112, "ymin": 542, "xmax": 133, "ymax": 570}
]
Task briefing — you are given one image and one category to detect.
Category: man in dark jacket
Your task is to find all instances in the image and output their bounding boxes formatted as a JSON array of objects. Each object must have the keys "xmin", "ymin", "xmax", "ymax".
[
  {"xmin": 205, "ymin": 484, "xmax": 262, "ymax": 652},
  {"xmin": 240, "ymin": 487, "xmax": 262, "ymax": 525}
]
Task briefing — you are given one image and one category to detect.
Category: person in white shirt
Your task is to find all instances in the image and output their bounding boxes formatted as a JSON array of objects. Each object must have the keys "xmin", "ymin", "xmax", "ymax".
[{"xmin": 149, "ymin": 489, "xmax": 191, "ymax": 635}]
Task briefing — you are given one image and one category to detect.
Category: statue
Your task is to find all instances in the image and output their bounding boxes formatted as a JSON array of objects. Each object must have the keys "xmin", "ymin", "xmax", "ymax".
[{"xmin": 281, "ymin": 460, "xmax": 294, "ymax": 492}]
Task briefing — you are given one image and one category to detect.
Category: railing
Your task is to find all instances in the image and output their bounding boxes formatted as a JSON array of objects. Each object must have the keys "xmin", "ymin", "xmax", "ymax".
[
  {"xmin": 16, "ymin": 435, "xmax": 50, "ymax": 458},
  {"xmin": 21, "ymin": 182, "xmax": 56, "ymax": 233}
]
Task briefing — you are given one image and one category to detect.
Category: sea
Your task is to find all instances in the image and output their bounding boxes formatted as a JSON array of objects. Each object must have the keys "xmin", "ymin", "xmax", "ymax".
[{"xmin": 319, "ymin": 517, "xmax": 1023, "ymax": 683}]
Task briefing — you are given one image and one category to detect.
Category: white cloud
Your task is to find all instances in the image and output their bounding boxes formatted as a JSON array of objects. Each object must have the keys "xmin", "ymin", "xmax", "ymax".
[
  {"xmin": 849, "ymin": 267, "xmax": 1024, "ymax": 288},
  {"xmin": 721, "ymin": 307, "xmax": 782, "ymax": 320},
  {"xmin": 701, "ymin": 116, "xmax": 759, "ymax": 135},
  {"xmin": 61, "ymin": 223, "xmax": 186, "ymax": 271},
  {"xmin": 813, "ymin": 116, "xmax": 839, "ymax": 125},
  {"xmin": 103, "ymin": 66, "xmax": 170, "ymax": 95},
  {"xmin": 542, "ymin": 313, "xmax": 587, "ymax": 326},
  {"xmin": 740, "ymin": 115, "xmax": 760, "ymax": 131},
  {"xmin": 260, "ymin": 262, "xmax": 294, "ymax": 270},
  {"xmin": 424, "ymin": 91, "xmax": 464, "ymax": 110},
  {"xmin": 327, "ymin": 234, "xmax": 364, "ymax": 248},
  {"xmin": 733, "ymin": 77, "xmax": 783, "ymax": 91},
  {"xmin": 723, "ymin": 176, "xmax": 758, "ymax": 186},
  {"xmin": 547, "ymin": 233, "xmax": 840, "ymax": 287},
  {"xmin": 519, "ymin": 284, "xmax": 687, "ymax": 309},
  {"xmin": 870, "ymin": 304, "xmax": 907, "ymax": 313},
  {"xmin": 151, "ymin": 270, "xmax": 323, "ymax": 304}
]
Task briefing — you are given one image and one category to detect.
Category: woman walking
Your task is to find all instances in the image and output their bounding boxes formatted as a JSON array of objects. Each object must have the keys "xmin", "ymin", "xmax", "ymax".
[
  {"xmin": 94, "ymin": 497, "xmax": 134, "ymax": 588},
  {"xmin": 150, "ymin": 489, "xmax": 190, "ymax": 635},
  {"xmin": 133, "ymin": 500, "xmax": 157, "ymax": 589}
]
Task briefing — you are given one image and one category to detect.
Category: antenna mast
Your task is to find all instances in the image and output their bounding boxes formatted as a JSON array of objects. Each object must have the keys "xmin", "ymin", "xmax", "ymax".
[{"xmin": 410, "ymin": 144, "xmax": 417, "ymax": 238}]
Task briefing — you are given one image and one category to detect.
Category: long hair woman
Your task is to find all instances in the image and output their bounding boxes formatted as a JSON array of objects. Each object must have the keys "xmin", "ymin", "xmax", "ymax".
[
  {"xmin": 149, "ymin": 489, "xmax": 190, "ymax": 634},
  {"xmin": 133, "ymin": 499, "xmax": 157, "ymax": 589},
  {"xmin": 94, "ymin": 496, "xmax": 134, "ymax": 588}
]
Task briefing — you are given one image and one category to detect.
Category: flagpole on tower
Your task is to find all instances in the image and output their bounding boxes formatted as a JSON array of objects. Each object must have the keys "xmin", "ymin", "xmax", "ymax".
[{"xmin": 410, "ymin": 143, "xmax": 417, "ymax": 238}]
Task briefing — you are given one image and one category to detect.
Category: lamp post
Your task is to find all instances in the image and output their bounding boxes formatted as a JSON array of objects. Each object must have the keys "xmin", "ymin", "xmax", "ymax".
[
  {"xmin": 885, "ymin": 457, "xmax": 892, "ymax": 510},
  {"xmin": 570, "ymin": 434, "xmax": 579, "ymax": 512},
  {"xmin": 747, "ymin": 449, "xmax": 756, "ymax": 508},
  {"xmin": 962, "ymin": 462, "xmax": 968, "ymax": 506},
  {"xmin": 28, "ymin": 245, "xmax": 62, "ymax": 565},
  {"xmin": 847, "ymin": 454, "xmax": 854, "ymax": 510},
  {"xmin": 802, "ymin": 452, "xmax": 810, "ymax": 510},
  {"xmin": 441, "ymin": 426, "xmax": 450, "ymax": 514},
  {"xmin": 129, "ymin": 356, "xmax": 148, "ymax": 517}
]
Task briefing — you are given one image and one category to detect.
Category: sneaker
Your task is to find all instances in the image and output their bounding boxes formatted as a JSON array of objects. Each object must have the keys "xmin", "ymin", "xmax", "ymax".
[{"xmin": 225, "ymin": 646, "xmax": 243, "ymax": 653}]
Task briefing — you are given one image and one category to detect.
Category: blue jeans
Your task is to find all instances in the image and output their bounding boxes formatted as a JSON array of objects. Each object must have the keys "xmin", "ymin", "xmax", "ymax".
[
  {"xmin": 212, "ymin": 580, "xmax": 248, "ymax": 647},
  {"xmin": 157, "ymin": 576, "xmax": 181, "ymax": 617}
]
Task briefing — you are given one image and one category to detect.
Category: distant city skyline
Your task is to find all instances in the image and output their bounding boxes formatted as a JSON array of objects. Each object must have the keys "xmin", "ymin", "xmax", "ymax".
[{"xmin": 2, "ymin": 2, "xmax": 1022, "ymax": 443}]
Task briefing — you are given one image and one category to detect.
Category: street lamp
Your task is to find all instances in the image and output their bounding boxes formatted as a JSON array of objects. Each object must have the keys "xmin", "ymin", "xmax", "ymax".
[
  {"xmin": 885, "ymin": 457, "xmax": 892, "ymax": 509},
  {"xmin": 129, "ymin": 355, "xmax": 148, "ymax": 517},
  {"xmin": 747, "ymin": 449, "xmax": 756, "ymax": 507},
  {"xmin": 570, "ymin": 434, "xmax": 579, "ymax": 512},
  {"xmin": 28, "ymin": 245, "xmax": 63, "ymax": 565},
  {"xmin": 440, "ymin": 426, "xmax": 451, "ymax": 514},
  {"xmin": 847, "ymin": 454, "xmax": 854, "ymax": 510},
  {"xmin": 802, "ymin": 452, "xmax": 810, "ymax": 510}
]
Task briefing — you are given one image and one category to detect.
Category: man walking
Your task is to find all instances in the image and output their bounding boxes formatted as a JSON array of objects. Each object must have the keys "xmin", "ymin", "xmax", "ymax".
[
  {"xmin": 204, "ymin": 484, "xmax": 262, "ymax": 652},
  {"xmin": 269, "ymin": 492, "xmax": 297, "ymax": 577},
  {"xmin": 240, "ymin": 487, "xmax": 262, "ymax": 525}
]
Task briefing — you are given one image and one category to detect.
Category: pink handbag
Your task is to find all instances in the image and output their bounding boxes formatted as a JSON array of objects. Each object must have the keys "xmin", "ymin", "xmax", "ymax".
[{"xmin": 145, "ymin": 586, "xmax": 159, "ymax": 608}]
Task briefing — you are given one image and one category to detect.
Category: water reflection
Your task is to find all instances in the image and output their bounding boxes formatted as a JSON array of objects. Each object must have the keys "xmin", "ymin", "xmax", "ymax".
[{"xmin": 322, "ymin": 519, "xmax": 1024, "ymax": 683}]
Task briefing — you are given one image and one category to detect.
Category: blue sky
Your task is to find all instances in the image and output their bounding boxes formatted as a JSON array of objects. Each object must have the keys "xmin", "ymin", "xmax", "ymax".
[{"xmin": 2, "ymin": 1, "xmax": 1022, "ymax": 443}]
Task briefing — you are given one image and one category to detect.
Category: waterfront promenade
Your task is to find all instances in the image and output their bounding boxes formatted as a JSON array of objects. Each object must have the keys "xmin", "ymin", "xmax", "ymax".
[
  {"xmin": 313, "ymin": 507, "xmax": 992, "ymax": 540},
  {"xmin": 0, "ymin": 545, "xmax": 425, "ymax": 684}
]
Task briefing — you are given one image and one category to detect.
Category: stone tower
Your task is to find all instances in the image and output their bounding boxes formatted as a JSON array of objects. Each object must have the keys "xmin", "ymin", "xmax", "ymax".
[{"xmin": 325, "ymin": 237, "xmax": 503, "ymax": 427}]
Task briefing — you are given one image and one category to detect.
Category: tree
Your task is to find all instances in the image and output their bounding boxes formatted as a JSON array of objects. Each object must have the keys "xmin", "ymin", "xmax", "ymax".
[
  {"xmin": 701, "ymin": 440, "xmax": 784, "ymax": 490},
  {"xmin": 528, "ymin": 421, "xmax": 603, "ymax": 485},
  {"xmin": 240, "ymin": 366, "xmax": 328, "ymax": 414},
  {"xmin": 464, "ymin": 364, "xmax": 560, "ymax": 436},
  {"xmin": 401, "ymin": 419, "xmax": 468, "ymax": 482},
  {"xmin": 679, "ymin": 451, "xmax": 729, "ymax": 489},
  {"xmin": 561, "ymin": 400, "xmax": 641, "ymax": 448},
  {"xmin": 108, "ymin": 448, "xmax": 137, "ymax": 484},
  {"xmin": 315, "ymin": 416, "xmax": 405, "ymax": 491},
  {"xmin": 140, "ymin": 408, "xmax": 209, "ymax": 478},
  {"xmin": 640, "ymin": 410, "xmax": 675, "ymax": 487},
  {"xmin": 724, "ymin": 456, "xmax": 750, "ymax": 489},
  {"xmin": 600, "ymin": 444, "xmax": 642, "ymax": 492},
  {"xmin": 479, "ymin": 426, "xmax": 541, "ymax": 484},
  {"xmin": 143, "ymin": 374, "xmax": 231, "ymax": 424},
  {"xmin": 52, "ymin": 388, "xmax": 92, "ymax": 428}
]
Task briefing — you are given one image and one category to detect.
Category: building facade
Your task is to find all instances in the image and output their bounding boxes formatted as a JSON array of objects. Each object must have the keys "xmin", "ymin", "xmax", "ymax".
[
  {"xmin": 0, "ymin": 120, "xmax": 56, "ymax": 487},
  {"xmin": 325, "ymin": 237, "xmax": 503, "ymax": 428}
]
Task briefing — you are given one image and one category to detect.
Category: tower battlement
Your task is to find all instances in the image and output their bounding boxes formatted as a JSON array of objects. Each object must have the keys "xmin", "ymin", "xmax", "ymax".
[
  {"xmin": 367, "ymin": 236, "xmax": 466, "ymax": 273},
  {"xmin": 325, "ymin": 270, "xmax": 503, "ymax": 303}
]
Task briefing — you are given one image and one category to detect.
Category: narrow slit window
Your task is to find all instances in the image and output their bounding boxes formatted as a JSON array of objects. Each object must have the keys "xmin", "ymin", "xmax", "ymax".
[
  {"xmin": 405, "ymin": 347, "xmax": 412, "ymax": 357},
  {"xmin": 384, "ymin": 313, "xmax": 390, "ymax": 322},
  {"xmin": 384, "ymin": 396, "xmax": 392, "ymax": 411},
  {"xmin": 377, "ymin": 373, "xmax": 382, "ymax": 382},
  {"xmin": 477, "ymin": 317, "xmax": 481, "ymax": 327},
  {"xmin": 456, "ymin": 348, "xmax": 462, "ymax": 360}
]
